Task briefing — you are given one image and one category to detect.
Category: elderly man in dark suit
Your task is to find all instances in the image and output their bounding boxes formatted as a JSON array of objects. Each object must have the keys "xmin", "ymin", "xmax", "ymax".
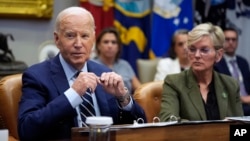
[
  {"xmin": 18, "ymin": 7, "xmax": 146, "ymax": 141},
  {"xmin": 214, "ymin": 27, "xmax": 250, "ymax": 116}
]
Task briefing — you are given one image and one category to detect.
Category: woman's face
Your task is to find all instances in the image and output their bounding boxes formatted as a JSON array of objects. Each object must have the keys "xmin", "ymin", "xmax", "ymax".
[
  {"xmin": 98, "ymin": 33, "xmax": 119, "ymax": 59},
  {"xmin": 187, "ymin": 36, "xmax": 222, "ymax": 73},
  {"xmin": 174, "ymin": 34, "xmax": 188, "ymax": 60}
]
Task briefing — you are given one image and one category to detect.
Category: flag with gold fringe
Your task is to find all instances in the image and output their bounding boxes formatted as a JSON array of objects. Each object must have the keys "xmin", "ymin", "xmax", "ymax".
[{"xmin": 114, "ymin": 0, "xmax": 151, "ymax": 74}]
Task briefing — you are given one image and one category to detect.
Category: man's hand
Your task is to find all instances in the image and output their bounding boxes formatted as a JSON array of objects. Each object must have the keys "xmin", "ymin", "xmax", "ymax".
[
  {"xmin": 71, "ymin": 72, "xmax": 99, "ymax": 96},
  {"xmin": 98, "ymin": 72, "xmax": 128, "ymax": 97},
  {"xmin": 241, "ymin": 95, "xmax": 250, "ymax": 104}
]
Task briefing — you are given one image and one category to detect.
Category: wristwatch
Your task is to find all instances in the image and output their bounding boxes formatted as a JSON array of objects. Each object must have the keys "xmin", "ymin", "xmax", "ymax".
[{"xmin": 117, "ymin": 87, "xmax": 130, "ymax": 103}]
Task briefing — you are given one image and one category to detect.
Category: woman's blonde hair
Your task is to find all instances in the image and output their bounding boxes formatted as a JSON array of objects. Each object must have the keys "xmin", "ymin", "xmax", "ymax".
[{"xmin": 188, "ymin": 23, "xmax": 225, "ymax": 50}]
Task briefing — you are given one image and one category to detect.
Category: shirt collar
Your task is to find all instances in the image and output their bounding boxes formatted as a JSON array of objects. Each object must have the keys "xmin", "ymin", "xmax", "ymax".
[
  {"xmin": 59, "ymin": 54, "xmax": 88, "ymax": 81},
  {"xmin": 223, "ymin": 54, "xmax": 237, "ymax": 63}
]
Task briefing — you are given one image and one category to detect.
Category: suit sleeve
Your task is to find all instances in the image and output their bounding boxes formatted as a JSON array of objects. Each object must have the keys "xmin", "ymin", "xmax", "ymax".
[
  {"xmin": 118, "ymin": 99, "xmax": 147, "ymax": 124},
  {"xmin": 159, "ymin": 76, "xmax": 180, "ymax": 122},
  {"xmin": 18, "ymin": 71, "xmax": 77, "ymax": 140}
]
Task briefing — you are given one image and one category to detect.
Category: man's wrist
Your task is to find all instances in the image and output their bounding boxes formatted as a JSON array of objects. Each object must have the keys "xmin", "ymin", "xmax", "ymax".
[{"xmin": 117, "ymin": 87, "xmax": 131, "ymax": 106}]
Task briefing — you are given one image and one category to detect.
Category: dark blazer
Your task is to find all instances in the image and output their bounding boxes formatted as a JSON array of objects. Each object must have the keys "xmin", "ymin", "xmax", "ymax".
[
  {"xmin": 214, "ymin": 56, "xmax": 250, "ymax": 94},
  {"xmin": 159, "ymin": 69, "xmax": 243, "ymax": 122},
  {"xmin": 18, "ymin": 55, "xmax": 146, "ymax": 141}
]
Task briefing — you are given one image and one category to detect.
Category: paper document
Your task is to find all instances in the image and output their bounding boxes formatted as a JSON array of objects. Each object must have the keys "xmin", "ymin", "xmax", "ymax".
[
  {"xmin": 225, "ymin": 116, "xmax": 250, "ymax": 122},
  {"xmin": 111, "ymin": 121, "xmax": 178, "ymax": 129}
]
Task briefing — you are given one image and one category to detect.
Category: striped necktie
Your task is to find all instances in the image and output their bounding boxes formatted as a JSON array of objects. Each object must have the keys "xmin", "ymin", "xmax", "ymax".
[
  {"xmin": 74, "ymin": 71, "xmax": 96, "ymax": 127},
  {"xmin": 230, "ymin": 60, "xmax": 247, "ymax": 96},
  {"xmin": 80, "ymin": 89, "xmax": 96, "ymax": 126}
]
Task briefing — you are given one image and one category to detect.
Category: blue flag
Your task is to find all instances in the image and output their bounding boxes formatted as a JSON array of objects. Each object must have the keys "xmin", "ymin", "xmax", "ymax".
[
  {"xmin": 151, "ymin": 0, "xmax": 193, "ymax": 57},
  {"xmin": 114, "ymin": 0, "xmax": 151, "ymax": 74}
]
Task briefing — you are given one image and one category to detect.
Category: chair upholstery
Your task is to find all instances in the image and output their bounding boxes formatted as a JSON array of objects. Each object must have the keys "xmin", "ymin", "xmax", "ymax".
[
  {"xmin": 136, "ymin": 58, "xmax": 159, "ymax": 84},
  {"xmin": 133, "ymin": 81, "xmax": 163, "ymax": 123},
  {"xmin": 0, "ymin": 74, "xmax": 22, "ymax": 141}
]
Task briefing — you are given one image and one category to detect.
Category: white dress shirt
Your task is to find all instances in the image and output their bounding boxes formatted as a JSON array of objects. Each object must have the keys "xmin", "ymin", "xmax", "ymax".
[{"xmin": 154, "ymin": 58, "xmax": 188, "ymax": 81}]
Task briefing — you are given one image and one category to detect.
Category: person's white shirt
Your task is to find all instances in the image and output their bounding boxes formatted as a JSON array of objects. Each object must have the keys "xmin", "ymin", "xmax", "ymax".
[{"xmin": 154, "ymin": 58, "xmax": 182, "ymax": 81}]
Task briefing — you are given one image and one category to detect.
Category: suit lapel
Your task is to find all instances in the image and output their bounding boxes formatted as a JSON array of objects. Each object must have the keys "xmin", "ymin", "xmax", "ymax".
[
  {"xmin": 186, "ymin": 70, "xmax": 229, "ymax": 119},
  {"xmin": 95, "ymin": 85, "xmax": 113, "ymax": 116},
  {"xmin": 217, "ymin": 58, "xmax": 231, "ymax": 75},
  {"xmin": 213, "ymin": 71, "xmax": 228, "ymax": 118},
  {"xmin": 50, "ymin": 55, "xmax": 70, "ymax": 95},
  {"xmin": 87, "ymin": 61, "xmax": 113, "ymax": 116},
  {"xmin": 186, "ymin": 70, "xmax": 207, "ymax": 120},
  {"xmin": 236, "ymin": 56, "xmax": 245, "ymax": 76}
]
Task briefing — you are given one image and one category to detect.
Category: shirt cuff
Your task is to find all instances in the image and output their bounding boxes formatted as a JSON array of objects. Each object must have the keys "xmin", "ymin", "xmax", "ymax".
[
  {"xmin": 118, "ymin": 96, "xmax": 133, "ymax": 111},
  {"xmin": 64, "ymin": 88, "xmax": 83, "ymax": 108}
]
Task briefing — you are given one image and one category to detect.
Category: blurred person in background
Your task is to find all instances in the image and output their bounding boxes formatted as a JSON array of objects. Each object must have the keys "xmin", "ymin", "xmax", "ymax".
[
  {"xmin": 214, "ymin": 27, "xmax": 250, "ymax": 116},
  {"xmin": 93, "ymin": 27, "xmax": 141, "ymax": 94},
  {"xmin": 154, "ymin": 29, "xmax": 190, "ymax": 81}
]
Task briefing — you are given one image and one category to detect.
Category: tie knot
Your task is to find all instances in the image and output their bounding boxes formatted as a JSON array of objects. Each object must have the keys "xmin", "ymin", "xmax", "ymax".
[
  {"xmin": 74, "ymin": 71, "xmax": 81, "ymax": 79},
  {"xmin": 229, "ymin": 60, "xmax": 237, "ymax": 65}
]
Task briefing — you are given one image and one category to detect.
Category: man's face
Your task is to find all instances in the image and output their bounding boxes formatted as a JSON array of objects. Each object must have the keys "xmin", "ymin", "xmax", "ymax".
[
  {"xmin": 54, "ymin": 13, "xmax": 95, "ymax": 70},
  {"xmin": 224, "ymin": 30, "xmax": 238, "ymax": 56}
]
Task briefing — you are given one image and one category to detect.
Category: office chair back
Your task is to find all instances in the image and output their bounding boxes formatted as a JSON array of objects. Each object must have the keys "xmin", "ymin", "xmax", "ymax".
[
  {"xmin": 0, "ymin": 74, "xmax": 22, "ymax": 141},
  {"xmin": 136, "ymin": 59, "xmax": 159, "ymax": 83},
  {"xmin": 133, "ymin": 81, "xmax": 163, "ymax": 123}
]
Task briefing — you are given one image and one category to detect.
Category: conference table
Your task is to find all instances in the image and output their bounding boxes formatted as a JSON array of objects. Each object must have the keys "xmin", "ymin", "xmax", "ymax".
[{"xmin": 71, "ymin": 120, "xmax": 247, "ymax": 141}]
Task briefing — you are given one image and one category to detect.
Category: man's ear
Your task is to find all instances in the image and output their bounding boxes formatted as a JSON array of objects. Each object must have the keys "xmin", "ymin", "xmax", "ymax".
[
  {"xmin": 53, "ymin": 32, "xmax": 60, "ymax": 50},
  {"xmin": 54, "ymin": 32, "xmax": 59, "ymax": 44},
  {"xmin": 215, "ymin": 48, "xmax": 224, "ymax": 63}
]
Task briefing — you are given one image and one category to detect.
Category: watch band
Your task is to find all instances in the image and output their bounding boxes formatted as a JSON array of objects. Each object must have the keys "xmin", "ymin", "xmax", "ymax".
[{"xmin": 117, "ymin": 87, "xmax": 130, "ymax": 103}]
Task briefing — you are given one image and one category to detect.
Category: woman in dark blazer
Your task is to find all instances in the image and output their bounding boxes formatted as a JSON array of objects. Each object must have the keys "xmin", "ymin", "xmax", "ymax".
[{"xmin": 159, "ymin": 23, "xmax": 243, "ymax": 121}]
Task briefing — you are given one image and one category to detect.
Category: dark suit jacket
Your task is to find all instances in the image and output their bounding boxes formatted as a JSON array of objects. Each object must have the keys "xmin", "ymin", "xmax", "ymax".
[
  {"xmin": 18, "ymin": 55, "xmax": 146, "ymax": 141},
  {"xmin": 159, "ymin": 69, "xmax": 243, "ymax": 122},
  {"xmin": 214, "ymin": 56, "xmax": 250, "ymax": 94}
]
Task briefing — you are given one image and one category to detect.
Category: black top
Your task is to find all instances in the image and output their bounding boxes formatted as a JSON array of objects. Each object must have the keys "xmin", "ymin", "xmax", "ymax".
[{"xmin": 202, "ymin": 79, "xmax": 220, "ymax": 120}]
